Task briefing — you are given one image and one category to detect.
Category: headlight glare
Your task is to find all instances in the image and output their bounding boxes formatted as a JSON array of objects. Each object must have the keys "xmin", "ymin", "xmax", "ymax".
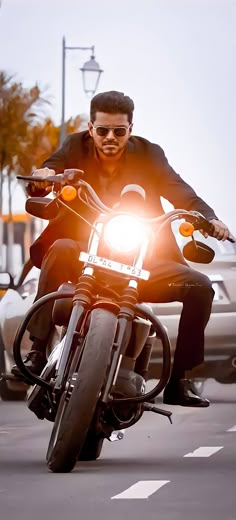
[{"xmin": 103, "ymin": 215, "xmax": 146, "ymax": 253}]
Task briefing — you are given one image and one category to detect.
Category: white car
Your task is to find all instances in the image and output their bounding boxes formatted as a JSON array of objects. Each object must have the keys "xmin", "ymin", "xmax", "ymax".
[
  {"xmin": 149, "ymin": 233, "xmax": 236, "ymax": 385},
  {"xmin": 0, "ymin": 268, "xmax": 38, "ymax": 400}
]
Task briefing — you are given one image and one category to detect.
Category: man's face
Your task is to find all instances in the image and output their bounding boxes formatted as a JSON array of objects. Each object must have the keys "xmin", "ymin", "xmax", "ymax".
[{"xmin": 88, "ymin": 112, "xmax": 132, "ymax": 159}]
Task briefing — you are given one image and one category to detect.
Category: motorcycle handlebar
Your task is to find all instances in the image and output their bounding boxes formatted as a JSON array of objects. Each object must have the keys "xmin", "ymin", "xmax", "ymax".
[
  {"xmin": 17, "ymin": 174, "xmax": 69, "ymax": 184},
  {"xmin": 17, "ymin": 169, "xmax": 84, "ymax": 185},
  {"xmin": 185, "ymin": 213, "xmax": 235, "ymax": 243},
  {"xmin": 17, "ymin": 174, "xmax": 235, "ymax": 243}
]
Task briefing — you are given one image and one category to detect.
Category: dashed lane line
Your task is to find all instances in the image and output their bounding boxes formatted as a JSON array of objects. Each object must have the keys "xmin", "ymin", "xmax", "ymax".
[
  {"xmin": 111, "ymin": 480, "xmax": 170, "ymax": 500},
  {"xmin": 227, "ymin": 425, "xmax": 236, "ymax": 432},
  {"xmin": 184, "ymin": 446, "xmax": 223, "ymax": 457}
]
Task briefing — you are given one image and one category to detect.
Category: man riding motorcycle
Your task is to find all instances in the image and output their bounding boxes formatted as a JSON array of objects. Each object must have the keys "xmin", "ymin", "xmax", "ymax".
[{"xmin": 12, "ymin": 90, "xmax": 234, "ymax": 407}]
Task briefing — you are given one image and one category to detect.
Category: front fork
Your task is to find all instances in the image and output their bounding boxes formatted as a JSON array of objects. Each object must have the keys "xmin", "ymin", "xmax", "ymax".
[{"xmin": 102, "ymin": 285, "xmax": 139, "ymax": 403}]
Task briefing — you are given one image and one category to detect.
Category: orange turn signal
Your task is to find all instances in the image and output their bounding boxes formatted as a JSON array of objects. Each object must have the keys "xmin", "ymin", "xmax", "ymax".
[
  {"xmin": 61, "ymin": 185, "xmax": 77, "ymax": 202},
  {"xmin": 179, "ymin": 222, "xmax": 195, "ymax": 237}
]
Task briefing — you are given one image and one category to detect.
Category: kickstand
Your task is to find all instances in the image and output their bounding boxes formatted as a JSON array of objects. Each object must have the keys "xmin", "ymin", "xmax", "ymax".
[{"xmin": 143, "ymin": 402, "xmax": 173, "ymax": 424}]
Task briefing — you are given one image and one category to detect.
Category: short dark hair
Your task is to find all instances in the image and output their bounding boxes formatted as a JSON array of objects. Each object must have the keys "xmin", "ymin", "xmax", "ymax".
[{"xmin": 90, "ymin": 90, "xmax": 134, "ymax": 123}]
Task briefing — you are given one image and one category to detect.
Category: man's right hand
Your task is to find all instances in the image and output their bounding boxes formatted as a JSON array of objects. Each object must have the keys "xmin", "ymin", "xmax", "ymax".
[{"xmin": 31, "ymin": 167, "xmax": 56, "ymax": 192}]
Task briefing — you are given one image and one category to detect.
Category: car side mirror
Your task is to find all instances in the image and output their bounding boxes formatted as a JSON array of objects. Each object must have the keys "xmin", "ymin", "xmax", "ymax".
[{"xmin": 182, "ymin": 240, "xmax": 215, "ymax": 264}]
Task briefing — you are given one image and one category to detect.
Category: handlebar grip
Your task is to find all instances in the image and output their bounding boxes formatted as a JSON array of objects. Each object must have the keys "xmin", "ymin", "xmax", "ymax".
[
  {"xmin": 201, "ymin": 220, "xmax": 215, "ymax": 236},
  {"xmin": 188, "ymin": 214, "xmax": 214, "ymax": 234},
  {"xmin": 190, "ymin": 215, "xmax": 235, "ymax": 243},
  {"xmin": 17, "ymin": 175, "xmax": 40, "ymax": 181},
  {"xmin": 199, "ymin": 218, "xmax": 235, "ymax": 243},
  {"xmin": 16, "ymin": 174, "xmax": 63, "ymax": 183},
  {"xmin": 17, "ymin": 170, "xmax": 83, "ymax": 184}
]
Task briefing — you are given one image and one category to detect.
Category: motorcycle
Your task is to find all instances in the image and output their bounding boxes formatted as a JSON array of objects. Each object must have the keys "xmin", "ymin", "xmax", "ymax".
[{"xmin": 10, "ymin": 169, "xmax": 222, "ymax": 473}]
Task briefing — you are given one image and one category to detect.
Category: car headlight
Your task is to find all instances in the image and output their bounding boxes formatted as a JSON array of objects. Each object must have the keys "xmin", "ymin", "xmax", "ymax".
[{"xmin": 103, "ymin": 215, "xmax": 147, "ymax": 253}]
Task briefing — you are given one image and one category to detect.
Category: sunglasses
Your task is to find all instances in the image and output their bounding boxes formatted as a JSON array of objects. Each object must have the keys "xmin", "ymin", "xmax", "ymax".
[{"xmin": 91, "ymin": 125, "xmax": 131, "ymax": 137}]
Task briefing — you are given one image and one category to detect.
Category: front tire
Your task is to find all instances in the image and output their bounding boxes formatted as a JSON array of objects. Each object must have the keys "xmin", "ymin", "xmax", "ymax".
[
  {"xmin": 46, "ymin": 308, "xmax": 117, "ymax": 473},
  {"xmin": 78, "ymin": 429, "xmax": 104, "ymax": 461}
]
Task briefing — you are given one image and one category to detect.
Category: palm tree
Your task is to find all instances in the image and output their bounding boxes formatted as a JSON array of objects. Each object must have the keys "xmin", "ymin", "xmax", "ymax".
[
  {"xmin": 0, "ymin": 71, "xmax": 49, "ymax": 272},
  {"xmin": 0, "ymin": 70, "xmax": 85, "ymax": 273},
  {"xmin": 15, "ymin": 114, "xmax": 83, "ymax": 178}
]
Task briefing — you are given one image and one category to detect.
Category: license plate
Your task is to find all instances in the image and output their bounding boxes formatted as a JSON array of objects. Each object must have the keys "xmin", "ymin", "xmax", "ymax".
[{"xmin": 79, "ymin": 252, "xmax": 150, "ymax": 280}]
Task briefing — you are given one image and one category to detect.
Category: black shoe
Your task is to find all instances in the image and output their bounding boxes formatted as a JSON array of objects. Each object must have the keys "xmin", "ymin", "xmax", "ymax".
[
  {"xmin": 11, "ymin": 350, "xmax": 46, "ymax": 378},
  {"xmin": 114, "ymin": 368, "xmax": 145, "ymax": 397},
  {"xmin": 163, "ymin": 378, "xmax": 210, "ymax": 407}
]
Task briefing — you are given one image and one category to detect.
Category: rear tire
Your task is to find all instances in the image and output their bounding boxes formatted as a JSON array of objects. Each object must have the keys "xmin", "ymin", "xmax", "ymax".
[{"xmin": 46, "ymin": 308, "xmax": 117, "ymax": 472}]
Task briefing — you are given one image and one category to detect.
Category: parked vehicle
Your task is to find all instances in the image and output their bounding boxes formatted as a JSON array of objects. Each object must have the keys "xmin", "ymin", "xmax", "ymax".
[
  {"xmin": 0, "ymin": 267, "xmax": 37, "ymax": 400},
  {"xmin": 10, "ymin": 170, "xmax": 225, "ymax": 472},
  {"xmin": 150, "ymin": 230, "xmax": 236, "ymax": 385},
  {"xmin": 0, "ymin": 272, "xmax": 13, "ymax": 300}
]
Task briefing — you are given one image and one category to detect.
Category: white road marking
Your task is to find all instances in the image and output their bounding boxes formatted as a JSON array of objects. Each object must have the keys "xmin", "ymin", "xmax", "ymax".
[
  {"xmin": 184, "ymin": 446, "xmax": 223, "ymax": 457},
  {"xmin": 0, "ymin": 427, "xmax": 19, "ymax": 430},
  {"xmin": 111, "ymin": 480, "xmax": 170, "ymax": 500},
  {"xmin": 227, "ymin": 425, "xmax": 236, "ymax": 432},
  {"xmin": 0, "ymin": 427, "xmax": 20, "ymax": 435}
]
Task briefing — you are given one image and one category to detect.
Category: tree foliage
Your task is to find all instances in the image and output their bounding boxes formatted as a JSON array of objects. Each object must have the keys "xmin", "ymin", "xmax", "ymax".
[
  {"xmin": 0, "ymin": 70, "xmax": 84, "ymax": 178},
  {"xmin": 15, "ymin": 114, "xmax": 83, "ymax": 176},
  {"xmin": 0, "ymin": 71, "xmax": 47, "ymax": 175},
  {"xmin": 0, "ymin": 70, "xmax": 84, "ymax": 268}
]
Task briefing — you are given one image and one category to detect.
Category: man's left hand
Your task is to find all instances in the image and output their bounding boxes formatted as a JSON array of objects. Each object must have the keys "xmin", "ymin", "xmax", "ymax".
[{"xmin": 203, "ymin": 219, "xmax": 233, "ymax": 241}]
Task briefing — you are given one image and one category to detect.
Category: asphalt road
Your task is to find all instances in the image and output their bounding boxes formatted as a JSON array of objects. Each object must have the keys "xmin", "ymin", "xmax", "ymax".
[{"xmin": 0, "ymin": 379, "xmax": 236, "ymax": 520}]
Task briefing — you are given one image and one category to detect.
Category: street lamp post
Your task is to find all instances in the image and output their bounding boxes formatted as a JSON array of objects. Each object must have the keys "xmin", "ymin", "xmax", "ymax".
[{"xmin": 60, "ymin": 36, "xmax": 103, "ymax": 146}]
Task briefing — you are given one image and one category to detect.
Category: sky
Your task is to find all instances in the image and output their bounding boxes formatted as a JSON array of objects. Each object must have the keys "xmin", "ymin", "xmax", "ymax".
[{"xmin": 0, "ymin": 0, "xmax": 235, "ymax": 233}]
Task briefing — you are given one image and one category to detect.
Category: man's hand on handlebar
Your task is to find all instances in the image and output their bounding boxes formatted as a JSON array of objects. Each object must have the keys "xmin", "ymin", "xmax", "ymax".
[
  {"xmin": 201, "ymin": 218, "xmax": 234, "ymax": 242},
  {"xmin": 31, "ymin": 167, "xmax": 56, "ymax": 193}
]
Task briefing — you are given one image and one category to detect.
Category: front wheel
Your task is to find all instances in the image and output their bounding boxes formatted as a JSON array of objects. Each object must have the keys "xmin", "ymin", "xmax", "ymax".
[
  {"xmin": 46, "ymin": 308, "xmax": 117, "ymax": 473},
  {"xmin": 78, "ymin": 429, "xmax": 105, "ymax": 461}
]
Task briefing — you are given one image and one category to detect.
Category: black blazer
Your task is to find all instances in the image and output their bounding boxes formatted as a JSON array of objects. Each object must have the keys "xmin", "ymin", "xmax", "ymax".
[{"xmin": 29, "ymin": 131, "xmax": 218, "ymax": 268}]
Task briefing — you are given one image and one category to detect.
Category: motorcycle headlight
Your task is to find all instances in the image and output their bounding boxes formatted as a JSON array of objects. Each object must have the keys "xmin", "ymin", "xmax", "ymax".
[{"xmin": 103, "ymin": 215, "xmax": 147, "ymax": 253}]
